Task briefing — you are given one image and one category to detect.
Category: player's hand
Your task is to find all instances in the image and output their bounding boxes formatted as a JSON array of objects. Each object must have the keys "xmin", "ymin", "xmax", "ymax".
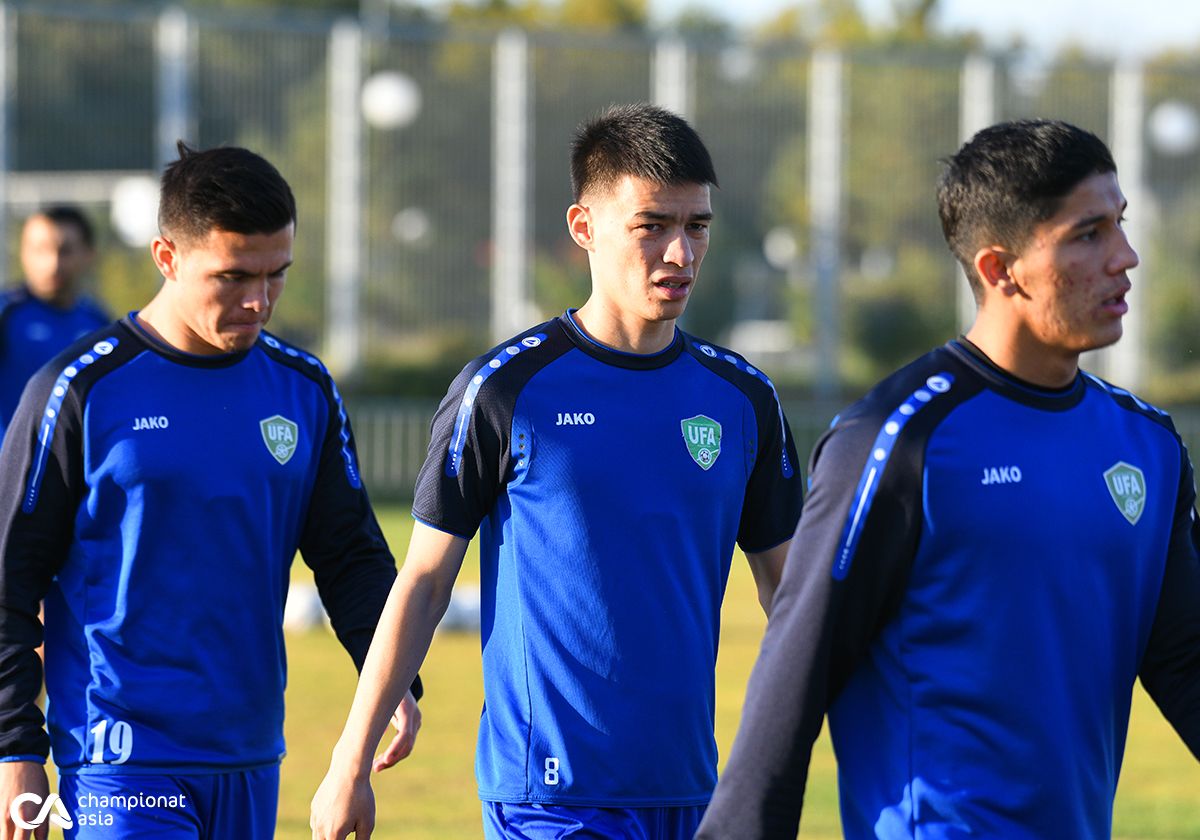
[
  {"xmin": 0, "ymin": 761, "xmax": 50, "ymax": 840},
  {"xmin": 372, "ymin": 689, "xmax": 421, "ymax": 772},
  {"xmin": 310, "ymin": 766, "xmax": 375, "ymax": 840}
]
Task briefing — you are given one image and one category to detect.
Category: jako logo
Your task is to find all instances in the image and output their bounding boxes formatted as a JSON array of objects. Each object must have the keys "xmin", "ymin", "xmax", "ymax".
[
  {"xmin": 9, "ymin": 792, "xmax": 73, "ymax": 830},
  {"xmin": 132, "ymin": 416, "xmax": 169, "ymax": 431},
  {"xmin": 981, "ymin": 465, "xmax": 1022, "ymax": 485},
  {"xmin": 555, "ymin": 412, "xmax": 595, "ymax": 426}
]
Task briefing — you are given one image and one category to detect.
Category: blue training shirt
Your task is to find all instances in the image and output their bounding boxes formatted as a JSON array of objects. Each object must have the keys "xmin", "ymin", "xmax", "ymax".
[
  {"xmin": 698, "ymin": 338, "xmax": 1200, "ymax": 839},
  {"xmin": 412, "ymin": 311, "xmax": 805, "ymax": 807},
  {"xmin": 0, "ymin": 286, "xmax": 108, "ymax": 440},
  {"xmin": 0, "ymin": 314, "xmax": 405, "ymax": 774}
]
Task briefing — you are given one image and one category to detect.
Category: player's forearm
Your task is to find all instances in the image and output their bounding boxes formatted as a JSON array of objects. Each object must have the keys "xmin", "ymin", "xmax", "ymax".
[{"xmin": 328, "ymin": 558, "xmax": 456, "ymax": 777}]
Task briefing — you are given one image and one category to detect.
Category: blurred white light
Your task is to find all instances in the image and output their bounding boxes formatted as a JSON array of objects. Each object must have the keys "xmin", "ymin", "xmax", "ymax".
[
  {"xmin": 763, "ymin": 227, "xmax": 798, "ymax": 271},
  {"xmin": 110, "ymin": 176, "xmax": 161, "ymax": 248},
  {"xmin": 283, "ymin": 582, "xmax": 325, "ymax": 632},
  {"xmin": 391, "ymin": 207, "xmax": 431, "ymax": 244},
  {"xmin": 1149, "ymin": 100, "xmax": 1200, "ymax": 156},
  {"xmin": 361, "ymin": 71, "xmax": 422, "ymax": 130},
  {"xmin": 719, "ymin": 47, "xmax": 757, "ymax": 83}
]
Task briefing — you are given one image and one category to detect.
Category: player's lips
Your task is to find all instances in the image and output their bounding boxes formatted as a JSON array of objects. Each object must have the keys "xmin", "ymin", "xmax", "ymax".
[
  {"xmin": 653, "ymin": 276, "xmax": 692, "ymax": 300},
  {"xmin": 1101, "ymin": 284, "xmax": 1131, "ymax": 315}
]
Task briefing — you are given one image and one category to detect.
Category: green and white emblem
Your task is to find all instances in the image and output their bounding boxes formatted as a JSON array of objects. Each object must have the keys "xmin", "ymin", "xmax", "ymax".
[
  {"xmin": 1104, "ymin": 461, "xmax": 1146, "ymax": 525},
  {"xmin": 260, "ymin": 415, "xmax": 299, "ymax": 465},
  {"xmin": 681, "ymin": 415, "xmax": 722, "ymax": 471}
]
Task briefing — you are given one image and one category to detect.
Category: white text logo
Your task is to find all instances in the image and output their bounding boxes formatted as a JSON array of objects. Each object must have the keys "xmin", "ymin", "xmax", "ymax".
[
  {"xmin": 555, "ymin": 412, "xmax": 595, "ymax": 426},
  {"xmin": 981, "ymin": 465, "xmax": 1022, "ymax": 485},
  {"xmin": 132, "ymin": 416, "xmax": 169, "ymax": 431}
]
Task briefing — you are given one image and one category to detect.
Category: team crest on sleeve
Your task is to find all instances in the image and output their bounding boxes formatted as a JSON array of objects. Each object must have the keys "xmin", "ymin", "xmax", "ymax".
[
  {"xmin": 260, "ymin": 415, "xmax": 299, "ymax": 465},
  {"xmin": 681, "ymin": 415, "xmax": 722, "ymax": 471},
  {"xmin": 1103, "ymin": 461, "xmax": 1146, "ymax": 525}
]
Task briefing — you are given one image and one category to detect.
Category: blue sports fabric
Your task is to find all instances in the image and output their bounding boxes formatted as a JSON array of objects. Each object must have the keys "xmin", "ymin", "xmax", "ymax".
[
  {"xmin": 482, "ymin": 801, "xmax": 706, "ymax": 840},
  {"xmin": 58, "ymin": 765, "xmax": 279, "ymax": 838},
  {"xmin": 697, "ymin": 339, "xmax": 1200, "ymax": 839},
  {"xmin": 0, "ymin": 287, "xmax": 108, "ymax": 439},
  {"xmin": 413, "ymin": 311, "xmax": 804, "ymax": 807},
  {"xmin": 0, "ymin": 314, "xmax": 404, "ymax": 774}
]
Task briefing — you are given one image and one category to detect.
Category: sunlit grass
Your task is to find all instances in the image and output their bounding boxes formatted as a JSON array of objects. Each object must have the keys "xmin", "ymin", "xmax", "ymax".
[{"xmin": 277, "ymin": 507, "xmax": 1200, "ymax": 839}]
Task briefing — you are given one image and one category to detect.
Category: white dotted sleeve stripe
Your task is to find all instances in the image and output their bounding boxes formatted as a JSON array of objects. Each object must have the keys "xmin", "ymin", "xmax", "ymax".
[
  {"xmin": 831, "ymin": 372, "xmax": 954, "ymax": 581},
  {"xmin": 23, "ymin": 338, "xmax": 120, "ymax": 514},
  {"xmin": 445, "ymin": 334, "xmax": 546, "ymax": 478}
]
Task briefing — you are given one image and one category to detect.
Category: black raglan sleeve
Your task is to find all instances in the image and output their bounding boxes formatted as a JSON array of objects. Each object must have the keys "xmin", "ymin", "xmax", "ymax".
[
  {"xmin": 297, "ymin": 379, "xmax": 420, "ymax": 699},
  {"xmin": 737, "ymin": 388, "xmax": 805, "ymax": 554},
  {"xmin": 697, "ymin": 407, "xmax": 925, "ymax": 839},
  {"xmin": 0, "ymin": 362, "xmax": 85, "ymax": 759},
  {"xmin": 1138, "ymin": 441, "xmax": 1200, "ymax": 758}
]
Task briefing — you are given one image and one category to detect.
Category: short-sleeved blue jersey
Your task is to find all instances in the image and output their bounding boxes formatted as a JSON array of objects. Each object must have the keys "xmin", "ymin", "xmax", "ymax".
[
  {"xmin": 698, "ymin": 339, "xmax": 1200, "ymax": 839},
  {"xmin": 413, "ymin": 312, "xmax": 804, "ymax": 807},
  {"xmin": 0, "ymin": 287, "xmax": 108, "ymax": 439},
  {"xmin": 0, "ymin": 314, "xmax": 401, "ymax": 774}
]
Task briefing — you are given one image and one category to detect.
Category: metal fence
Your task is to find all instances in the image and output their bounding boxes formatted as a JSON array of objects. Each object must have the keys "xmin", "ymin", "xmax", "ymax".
[
  {"xmin": 353, "ymin": 399, "xmax": 1200, "ymax": 501},
  {"xmin": 6, "ymin": 2, "xmax": 1200, "ymax": 403}
]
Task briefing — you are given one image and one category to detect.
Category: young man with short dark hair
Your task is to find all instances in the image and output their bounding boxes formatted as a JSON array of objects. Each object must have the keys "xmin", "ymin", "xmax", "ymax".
[
  {"xmin": 0, "ymin": 144, "xmax": 418, "ymax": 839},
  {"xmin": 697, "ymin": 119, "xmax": 1200, "ymax": 839},
  {"xmin": 310, "ymin": 103, "xmax": 805, "ymax": 840}
]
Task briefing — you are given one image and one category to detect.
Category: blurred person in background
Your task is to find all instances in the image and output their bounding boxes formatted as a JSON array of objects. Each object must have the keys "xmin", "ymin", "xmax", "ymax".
[{"xmin": 0, "ymin": 206, "xmax": 109, "ymax": 441}]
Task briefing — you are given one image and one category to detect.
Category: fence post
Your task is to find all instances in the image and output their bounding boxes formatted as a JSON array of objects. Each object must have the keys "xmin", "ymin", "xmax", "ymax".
[
  {"xmin": 491, "ymin": 28, "xmax": 532, "ymax": 344},
  {"xmin": 653, "ymin": 35, "xmax": 691, "ymax": 120},
  {"xmin": 957, "ymin": 54, "xmax": 995, "ymax": 332},
  {"xmin": 1103, "ymin": 61, "xmax": 1146, "ymax": 390},
  {"xmin": 0, "ymin": 6, "xmax": 11, "ymax": 291},
  {"xmin": 326, "ymin": 19, "xmax": 364, "ymax": 378},
  {"xmin": 809, "ymin": 49, "xmax": 843, "ymax": 399},
  {"xmin": 155, "ymin": 7, "xmax": 194, "ymax": 169}
]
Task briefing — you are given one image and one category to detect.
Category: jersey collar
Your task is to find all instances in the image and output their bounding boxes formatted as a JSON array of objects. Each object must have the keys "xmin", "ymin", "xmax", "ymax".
[{"xmin": 558, "ymin": 309, "xmax": 684, "ymax": 370}]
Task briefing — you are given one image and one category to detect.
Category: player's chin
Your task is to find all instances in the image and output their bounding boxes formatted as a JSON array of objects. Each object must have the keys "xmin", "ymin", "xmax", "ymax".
[{"xmin": 221, "ymin": 326, "xmax": 263, "ymax": 351}]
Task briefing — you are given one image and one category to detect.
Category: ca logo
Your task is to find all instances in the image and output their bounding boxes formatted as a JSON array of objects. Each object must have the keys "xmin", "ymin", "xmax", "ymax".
[{"xmin": 9, "ymin": 792, "xmax": 73, "ymax": 830}]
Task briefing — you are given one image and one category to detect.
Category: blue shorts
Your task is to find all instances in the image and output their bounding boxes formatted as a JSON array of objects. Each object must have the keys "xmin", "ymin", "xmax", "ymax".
[
  {"xmin": 57, "ymin": 766, "xmax": 279, "ymax": 839},
  {"xmin": 482, "ymin": 801, "xmax": 707, "ymax": 840}
]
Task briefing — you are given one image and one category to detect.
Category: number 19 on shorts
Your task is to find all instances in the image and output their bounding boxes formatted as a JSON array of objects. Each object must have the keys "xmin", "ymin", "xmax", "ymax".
[{"xmin": 89, "ymin": 719, "xmax": 134, "ymax": 765}]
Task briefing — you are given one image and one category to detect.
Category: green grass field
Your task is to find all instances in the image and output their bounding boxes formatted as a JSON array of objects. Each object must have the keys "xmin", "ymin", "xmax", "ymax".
[{"xmin": 278, "ymin": 507, "xmax": 1200, "ymax": 839}]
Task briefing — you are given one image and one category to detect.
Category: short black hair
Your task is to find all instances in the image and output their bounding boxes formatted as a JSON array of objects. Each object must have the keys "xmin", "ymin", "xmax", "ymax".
[
  {"xmin": 158, "ymin": 141, "xmax": 296, "ymax": 243},
  {"xmin": 570, "ymin": 103, "xmax": 718, "ymax": 201},
  {"xmin": 39, "ymin": 204, "xmax": 95, "ymax": 249},
  {"xmin": 937, "ymin": 119, "xmax": 1116, "ymax": 301}
]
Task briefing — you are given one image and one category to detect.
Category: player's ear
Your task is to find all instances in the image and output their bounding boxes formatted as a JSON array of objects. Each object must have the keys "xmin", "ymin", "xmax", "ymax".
[
  {"xmin": 150, "ymin": 236, "xmax": 179, "ymax": 282},
  {"xmin": 973, "ymin": 245, "xmax": 1020, "ymax": 298},
  {"xmin": 566, "ymin": 204, "xmax": 595, "ymax": 252}
]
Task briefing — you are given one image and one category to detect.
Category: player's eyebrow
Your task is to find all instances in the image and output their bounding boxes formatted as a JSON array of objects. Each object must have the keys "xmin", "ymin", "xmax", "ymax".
[
  {"xmin": 216, "ymin": 260, "xmax": 293, "ymax": 277},
  {"xmin": 633, "ymin": 210, "xmax": 713, "ymax": 222},
  {"xmin": 1067, "ymin": 201, "xmax": 1127, "ymax": 232}
]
